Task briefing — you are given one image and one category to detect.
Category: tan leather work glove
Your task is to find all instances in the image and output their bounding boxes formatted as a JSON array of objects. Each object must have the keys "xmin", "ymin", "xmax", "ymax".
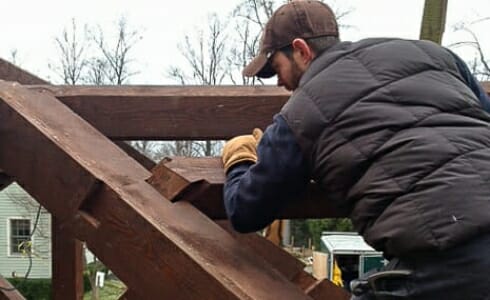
[{"xmin": 222, "ymin": 128, "xmax": 263, "ymax": 173}]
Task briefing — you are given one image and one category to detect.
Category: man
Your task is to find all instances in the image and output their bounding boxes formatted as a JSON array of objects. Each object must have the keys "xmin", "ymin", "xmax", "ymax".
[{"xmin": 222, "ymin": 1, "xmax": 490, "ymax": 299}]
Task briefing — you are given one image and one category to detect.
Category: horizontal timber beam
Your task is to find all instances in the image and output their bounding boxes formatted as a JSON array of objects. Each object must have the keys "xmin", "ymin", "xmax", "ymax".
[
  {"xmin": 148, "ymin": 157, "xmax": 347, "ymax": 219},
  {"xmin": 27, "ymin": 85, "xmax": 289, "ymax": 140}
]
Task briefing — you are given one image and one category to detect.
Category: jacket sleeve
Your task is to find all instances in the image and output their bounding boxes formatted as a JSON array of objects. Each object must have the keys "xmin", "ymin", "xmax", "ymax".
[
  {"xmin": 449, "ymin": 49, "xmax": 490, "ymax": 111},
  {"xmin": 223, "ymin": 114, "xmax": 310, "ymax": 233}
]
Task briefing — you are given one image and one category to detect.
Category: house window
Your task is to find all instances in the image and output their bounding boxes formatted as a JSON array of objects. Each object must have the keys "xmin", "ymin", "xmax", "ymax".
[{"xmin": 10, "ymin": 219, "xmax": 31, "ymax": 255}]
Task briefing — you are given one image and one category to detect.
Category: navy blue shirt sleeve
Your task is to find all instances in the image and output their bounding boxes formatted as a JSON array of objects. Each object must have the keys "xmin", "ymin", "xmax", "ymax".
[
  {"xmin": 223, "ymin": 114, "xmax": 310, "ymax": 233},
  {"xmin": 449, "ymin": 50, "xmax": 490, "ymax": 112}
]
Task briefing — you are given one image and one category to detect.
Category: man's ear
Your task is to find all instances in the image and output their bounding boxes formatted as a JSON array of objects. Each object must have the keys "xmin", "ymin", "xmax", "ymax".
[{"xmin": 291, "ymin": 38, "xmax": 314, "ymax": 66}]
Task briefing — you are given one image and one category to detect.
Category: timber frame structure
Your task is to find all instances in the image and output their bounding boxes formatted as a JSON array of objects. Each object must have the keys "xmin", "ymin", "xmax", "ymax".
[{"xmin": 0, "ymin": 58, "xmax": 488, "ymax": 300}]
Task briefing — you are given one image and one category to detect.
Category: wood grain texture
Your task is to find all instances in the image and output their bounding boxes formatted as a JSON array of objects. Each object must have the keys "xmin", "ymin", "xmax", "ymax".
[
  {"xmin": 0, "ymin": 60, "xmax": 49, "ymax": 189},
  {"xmin": 26, "ymin": 85, "xmax": 290, "ymax": 140}
]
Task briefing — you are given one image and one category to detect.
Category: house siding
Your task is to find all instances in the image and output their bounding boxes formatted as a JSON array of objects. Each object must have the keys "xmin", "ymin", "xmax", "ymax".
[{"xmin": 0, "ymin": 183, "xmax": 51, "ymax": 278}]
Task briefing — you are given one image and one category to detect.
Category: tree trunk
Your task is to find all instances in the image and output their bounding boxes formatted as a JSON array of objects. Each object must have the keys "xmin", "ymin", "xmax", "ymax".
[{"xmin": 420, "ymin": 0, "xmax": 448, "ymax": 44}]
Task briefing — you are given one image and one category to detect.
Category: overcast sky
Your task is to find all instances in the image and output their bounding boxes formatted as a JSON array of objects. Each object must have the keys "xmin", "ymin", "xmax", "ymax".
[{"xmin": 1, "ymin": 0, "xmax": 489, "ymax": 84}]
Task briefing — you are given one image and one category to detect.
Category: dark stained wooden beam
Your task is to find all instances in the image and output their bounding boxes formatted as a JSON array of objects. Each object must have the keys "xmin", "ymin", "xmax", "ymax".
[
  {"xmin": 0, "ymin": 60, "xmax": 49, "ymax": 189},
  {"xmin": 216, "ymin": 220, "xmax": 305, "ymax": 281},
  {"xmin": 148, "ymin": 157, "xmax": 347, "ymax": 219},
  {"xmin": 0, "ymin": 59, "xmax": 48, "ymax": 85},
  {"xmin": 0, "ymin": 275, "xmax": 26, "ymax": 300},
  {"xmin": 113, "ymin": 147, "xmax": 349, "ymax": 297},
  {"xmin": 27, "ymin": 85, "xmax": 290, "ymax": 140},
  {"xmin": 0, "ymin": 81, "xmax": 311, "ymax": 299},
  {"xmin": 216, "ymin": 221, "xmax": 350, "ymax": 299},
  {"xmin": 118, "ymin": 289, "xmax": 138, "ymax": 300},
  {"xmin": 51, "ymin": 218, "xmax": 84, "ymax": 300},
  {"xmin": 0, "ymin": 169, "xmax": 13, "ymax": 192}
]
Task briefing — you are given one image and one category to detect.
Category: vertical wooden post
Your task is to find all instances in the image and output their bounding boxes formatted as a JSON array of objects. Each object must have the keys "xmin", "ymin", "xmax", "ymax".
[{"xmin": 52, "ymin": 217, "xmax": 84, "ymax": 300}]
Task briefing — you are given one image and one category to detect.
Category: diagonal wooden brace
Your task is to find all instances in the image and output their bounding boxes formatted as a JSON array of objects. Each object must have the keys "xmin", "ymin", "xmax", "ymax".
[
  {"xmin": 115, "ymin": 133, "xmax": 351, "ymax": 299},
  {"xmin": 216, "ymin": 221, "xmax": 350, "ymax": 300},
  {"xmin": 0, "ymin": 275, "xmax": 26, "ymax": 300},
  {"xmin": 148, "ymin": 158, "xmax": 350, "ymax": 299}
]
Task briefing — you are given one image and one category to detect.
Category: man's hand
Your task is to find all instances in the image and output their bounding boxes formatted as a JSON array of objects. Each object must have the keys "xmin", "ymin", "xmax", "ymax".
[{"xmin": 222, "ymin": 128, "xmax": 263, "ymax": 173}]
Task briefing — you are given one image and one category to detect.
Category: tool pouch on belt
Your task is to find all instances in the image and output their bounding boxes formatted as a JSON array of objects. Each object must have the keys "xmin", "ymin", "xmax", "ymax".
[{"xmin": 350, "ymin": 269, "xmax": 412, "ymax": 300}]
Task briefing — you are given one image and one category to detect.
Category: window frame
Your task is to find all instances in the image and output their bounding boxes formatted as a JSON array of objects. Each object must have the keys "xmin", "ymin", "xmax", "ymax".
[{"xmin": 7, "ymin": 217, "xmax": 33, "ymax": 257}]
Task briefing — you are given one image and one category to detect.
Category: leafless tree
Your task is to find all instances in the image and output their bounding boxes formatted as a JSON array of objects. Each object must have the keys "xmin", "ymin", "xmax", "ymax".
[
  {"xmin": 85, "ymin": 58, "xmax": 109, "ymax": 85},
  {"xmin": 227, "ymin": 0, "xmax": 274, "ymax": 85},
  {"xmin": 9, "ymin": 49, "xmax": 21, "ymax": 66},
  {"xmin": 168, "ymin": 13, "xmax": 229, "ymax": 85},
  {"xmin": 90, "ymin": 16, "xmax": 142, "ymax": 85},
  {"xmin": 233, "ymin": 0, "xmax": 275, "ymax": 28},
  {"xmin": 50, "ymin": 18, "xmax": 89, "ymax": 84},
  {"xmin": 450, "ymin": 18, "xmax": 490, "ymax": 80}
]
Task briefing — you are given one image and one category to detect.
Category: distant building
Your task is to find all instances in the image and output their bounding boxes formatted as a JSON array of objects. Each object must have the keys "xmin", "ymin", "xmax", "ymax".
[{"xmin": 0, "ymin": 183, "xmax": 51, "ymax": 278}]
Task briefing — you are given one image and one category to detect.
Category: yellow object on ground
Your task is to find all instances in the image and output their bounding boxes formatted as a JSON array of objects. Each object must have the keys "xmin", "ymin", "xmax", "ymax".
[{"xmin": 332, "ymin": 259, "xmax": 344, "ymax": 287}]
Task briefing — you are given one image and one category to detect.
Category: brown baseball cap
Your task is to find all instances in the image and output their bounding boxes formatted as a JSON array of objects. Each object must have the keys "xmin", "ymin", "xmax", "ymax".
[{"xmin": 243, "ymin": 0, "xmax": 338, "ymax": 78}]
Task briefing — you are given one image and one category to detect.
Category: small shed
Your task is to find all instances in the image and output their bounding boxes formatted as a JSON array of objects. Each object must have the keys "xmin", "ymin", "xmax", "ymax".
[{"xmin": 313, "ymin": 232, "xmax": 386, "ymax": 290}]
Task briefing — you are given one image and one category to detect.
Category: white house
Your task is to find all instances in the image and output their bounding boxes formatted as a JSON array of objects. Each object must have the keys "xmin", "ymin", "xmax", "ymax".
[{"xmin": 0, "ymin": 183, "xmax": 51, "ymax": 278}]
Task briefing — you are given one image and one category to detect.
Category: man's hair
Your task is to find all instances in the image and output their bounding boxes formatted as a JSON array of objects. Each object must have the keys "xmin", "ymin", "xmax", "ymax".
[{"xmin": 280, "ymin": 35, "xmax": 339, "ymax": 59}]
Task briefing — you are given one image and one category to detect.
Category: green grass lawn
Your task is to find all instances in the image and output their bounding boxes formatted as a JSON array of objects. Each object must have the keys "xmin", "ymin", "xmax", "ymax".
[{"xmin": 83, "ymin": 280, "xmax": 126, "ymax": 300}]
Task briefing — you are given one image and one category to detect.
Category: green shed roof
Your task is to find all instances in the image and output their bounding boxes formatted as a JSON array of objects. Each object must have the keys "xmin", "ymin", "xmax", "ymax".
[{"xmin": 320, "ymin": 232, "xmax": 380, "ymax": 254}]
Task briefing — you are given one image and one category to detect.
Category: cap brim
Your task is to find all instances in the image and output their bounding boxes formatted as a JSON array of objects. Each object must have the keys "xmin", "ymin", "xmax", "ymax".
[{"xmin": 243, "ymin": 52, "xmax": 276, "ymax": 78}]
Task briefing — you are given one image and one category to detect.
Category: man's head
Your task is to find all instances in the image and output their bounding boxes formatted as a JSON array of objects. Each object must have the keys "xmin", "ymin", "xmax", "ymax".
[{"xmin": 243, "ymin": 0, "xmax": 339, "ymax": 90}]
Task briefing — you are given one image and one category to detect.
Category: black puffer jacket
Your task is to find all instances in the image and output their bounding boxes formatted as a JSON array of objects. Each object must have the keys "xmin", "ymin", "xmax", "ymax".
[{"xmin": 281, "ymin": 38, "xmax": 490, "ymax": 258}]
